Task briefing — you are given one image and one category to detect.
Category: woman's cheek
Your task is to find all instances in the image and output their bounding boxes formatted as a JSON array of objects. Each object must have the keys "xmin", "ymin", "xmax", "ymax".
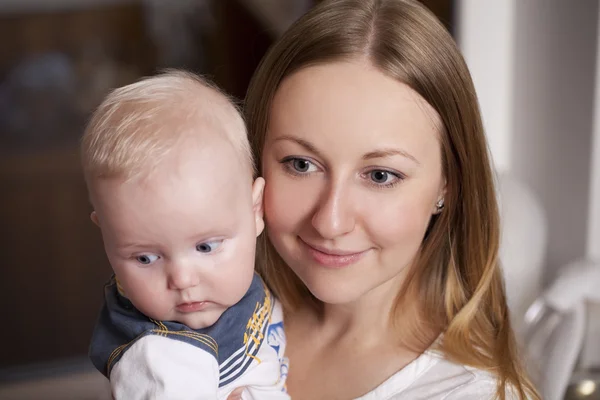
[
  {"xmin": 364, "ymin": 197, "xmax": 429, "ymax": 245},
  {"xmin": 264, "ymin": 176, "xmax": 300, "ymax": 232},
  {"xmin": 264, "ymin": 173, "xmax": 321, "ymax": 233}
]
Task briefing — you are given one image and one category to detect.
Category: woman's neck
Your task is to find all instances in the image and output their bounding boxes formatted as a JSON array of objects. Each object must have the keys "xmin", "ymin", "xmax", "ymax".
[{"xmin": 309, "ymin": 274, "xmax": 409, "ymax": 346}]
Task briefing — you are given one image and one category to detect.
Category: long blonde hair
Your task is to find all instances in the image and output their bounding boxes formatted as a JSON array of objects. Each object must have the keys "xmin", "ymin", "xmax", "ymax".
[{"xmin": 244, "ymin": 1, "xmax": 539, "ymax": 398}]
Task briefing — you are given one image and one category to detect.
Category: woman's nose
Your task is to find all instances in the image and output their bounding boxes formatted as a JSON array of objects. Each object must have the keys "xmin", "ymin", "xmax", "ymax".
[{"xmin": 311, "ymin": 180, "xmax": 356, "ymax": 239}]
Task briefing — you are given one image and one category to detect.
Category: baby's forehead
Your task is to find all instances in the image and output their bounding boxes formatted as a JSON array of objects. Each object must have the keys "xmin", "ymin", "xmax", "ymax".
[
  {"xmin": 92, "ymin": 146, "xmax": 253, "ymax": 210},
  {"xmin": 175, "ymin": 129, "xmax": 253, "ymax": 175},
  {"xmin": 167, "ymin": 93, "xmax": 251, "ymax": 170}
]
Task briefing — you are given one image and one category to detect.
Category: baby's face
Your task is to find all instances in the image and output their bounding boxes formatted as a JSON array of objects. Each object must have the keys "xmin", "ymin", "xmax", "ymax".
[{"xmin": 91, "ymin": 136, "xmax": 263, "ymax": 329}]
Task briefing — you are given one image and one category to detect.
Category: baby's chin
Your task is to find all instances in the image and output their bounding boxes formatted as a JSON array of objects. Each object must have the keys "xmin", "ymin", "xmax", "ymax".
[{"xmin": 174, "ymin": 308, "xmax": 227, "ymax": 330}]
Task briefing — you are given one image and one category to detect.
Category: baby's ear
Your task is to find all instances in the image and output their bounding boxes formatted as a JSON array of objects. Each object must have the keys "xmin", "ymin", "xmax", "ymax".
[
  {"xmin": 252, "ymin": 177, "xmax": 265, "ymax": 237},
  {"xmin": 90, "ymin": 211, "xmax": 99, "ymax": 226}
]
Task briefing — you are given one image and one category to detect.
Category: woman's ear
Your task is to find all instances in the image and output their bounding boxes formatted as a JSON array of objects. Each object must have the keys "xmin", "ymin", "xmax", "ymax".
[
  {"xmin": 433, "ymin": 179, "xmax": 447, "ymax": 215},
  {"xmin": 252, "ymin": 177, "xmax": 266, "ymax": 236}
]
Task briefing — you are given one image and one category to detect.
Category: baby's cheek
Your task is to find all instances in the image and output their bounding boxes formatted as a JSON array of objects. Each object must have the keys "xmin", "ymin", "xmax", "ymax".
[
  {"xmin": 218, "ymin": 256, "xmax": 255, "ymax": 306},
  {"xmin": 133, "ymin": 291, "xmax": 170, "ymax": 320}
]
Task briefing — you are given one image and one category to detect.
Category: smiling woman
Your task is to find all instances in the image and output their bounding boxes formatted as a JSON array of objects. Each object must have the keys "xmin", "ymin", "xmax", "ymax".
[
  {"xmin": 244, "ymin": 0, "xmax": 541, "ymax": 399},
  {"xmin": 263, "ymin": 62, "xmax": 445, "ymax": 307}
]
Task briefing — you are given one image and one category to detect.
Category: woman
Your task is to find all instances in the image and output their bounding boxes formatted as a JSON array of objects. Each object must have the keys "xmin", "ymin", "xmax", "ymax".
[{"xmin": 244, "ymin": 0, "xmax": 540, "ymax": 398}]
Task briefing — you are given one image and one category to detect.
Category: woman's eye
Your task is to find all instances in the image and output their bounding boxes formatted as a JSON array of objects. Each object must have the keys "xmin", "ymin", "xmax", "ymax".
[
  {"xmin": 292, "ymin": 159, "xmax": 311, "ymax": 172},
  {"xmin": 282, "ymin": 157, "xmax": 318, "ymax": 174},
  {"xmin": 196, "ymin": 240, "xmax": 223, "ymax": 253},
  {"xmin": 136, "ymin": 254, "xmax": 159, "ymax": 265},
  {"xmin": 367, "ymin": 170, "xmax": 402, "ymax": 187},
  {"xmin": 370, "ymin": 170, "xmax": 391, "ymax": 183}
]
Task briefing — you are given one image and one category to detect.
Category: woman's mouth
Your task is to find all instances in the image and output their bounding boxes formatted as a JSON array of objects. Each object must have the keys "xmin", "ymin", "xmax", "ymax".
[{"xmin": 299, "ymin": 238, "xmax": 370, "ymax": 268}]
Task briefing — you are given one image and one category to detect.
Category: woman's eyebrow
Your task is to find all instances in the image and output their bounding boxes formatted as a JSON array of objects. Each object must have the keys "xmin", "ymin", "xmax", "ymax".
[
  {"xmin": 363, "ymin": 148, "xmax": 420, "ymax": 165},
  {"xmin": 273, "ymin": 135, "xmax": 325, "ymax": 159},
  {"xmin": 273, "ymin": 136, "xmax": 420, "ymax": 165}
]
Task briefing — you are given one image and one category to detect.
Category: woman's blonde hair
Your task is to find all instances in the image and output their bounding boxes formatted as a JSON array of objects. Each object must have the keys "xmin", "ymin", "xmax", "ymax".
[{"xmin": 244, "ymin": 0, "xmax": 539, "ymax": 398}]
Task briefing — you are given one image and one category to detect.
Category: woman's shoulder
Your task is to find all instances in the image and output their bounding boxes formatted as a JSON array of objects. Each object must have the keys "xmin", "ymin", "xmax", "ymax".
[{"xmin": 357, "ymin": 350, "xmax": 511, "ymax": 400}]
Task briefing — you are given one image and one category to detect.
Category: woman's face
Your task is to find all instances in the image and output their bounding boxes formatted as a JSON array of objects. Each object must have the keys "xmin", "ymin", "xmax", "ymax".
[{"xmin": 262, "ymin": 61, "xmax": 445, "ymax": 305}]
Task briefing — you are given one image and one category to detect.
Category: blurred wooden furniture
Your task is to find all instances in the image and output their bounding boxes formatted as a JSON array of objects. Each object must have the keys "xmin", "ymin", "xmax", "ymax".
[
  {"xmin": 0, "ymin": 2, "xmax": 154, "ymax": 76},
  {"xmin": 0, "ymin": 148, "xmax": 111, "ymax": 368},
  {"xmin": 0, "ymin": 2, "xmax": 154, "ymax": 369}
]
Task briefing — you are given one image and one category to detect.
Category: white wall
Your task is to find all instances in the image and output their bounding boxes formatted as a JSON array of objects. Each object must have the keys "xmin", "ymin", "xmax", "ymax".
[
  {"xmin": 511, "ymin": 0, "xmax": 598, "ymax": 280},
  {"xmin": 456, "ymin": 0, "xmax": 516, "ymax": 173},
  {"xmin": 589, "ymin": 4, "xmax": 600, "ymax": 261},
  {"xmin": 457, "ymin": 0, "xmax": 599, "ymax": 281}
]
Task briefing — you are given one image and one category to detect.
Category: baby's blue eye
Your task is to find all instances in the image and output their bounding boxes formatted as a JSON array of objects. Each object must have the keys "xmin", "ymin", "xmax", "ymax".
[
  {"xmin": 136, "ymin": 254, "xmax": 159, "ymax": 265},
  {"xmin": 196, "ymin": 240, "xmax": 223, "ymax": 253}
]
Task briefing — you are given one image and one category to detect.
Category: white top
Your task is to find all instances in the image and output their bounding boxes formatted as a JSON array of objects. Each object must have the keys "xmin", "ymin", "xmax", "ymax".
[
  {"xmin": 90, "ymin": 274, "xmax": 289, "ymax": 400},
  {"xmin": 110, "ymin": 299, "xmax": 289, "ymax": 400},
  {"xmin": 356, "ymin": 350, "xmax": 514, "ymax": 400}
]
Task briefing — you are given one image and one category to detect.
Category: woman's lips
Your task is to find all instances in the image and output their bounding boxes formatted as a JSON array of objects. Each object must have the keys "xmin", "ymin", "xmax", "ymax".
[{"xmin": 300, "ymin": 238, "xmax": 369, "ymax": 268}]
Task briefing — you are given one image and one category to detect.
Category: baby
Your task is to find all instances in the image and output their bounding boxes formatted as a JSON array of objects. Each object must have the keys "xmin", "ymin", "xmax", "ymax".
[{"xmin": 82, "ymin": 70, "xmax": 289, "ymax": 399}]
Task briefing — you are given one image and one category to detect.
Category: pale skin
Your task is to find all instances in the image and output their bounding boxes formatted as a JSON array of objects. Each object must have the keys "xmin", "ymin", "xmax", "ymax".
[
  {"xmin": 89, "ymin": 129, "xmax": 264, "ymax": 400},
  {"xmin": 261, "ymin": 60, "xmax": 446, "ymax": 399},
  {"xmin": 90, "ymin": 134, "xmax": 265, "ymax": 331}
]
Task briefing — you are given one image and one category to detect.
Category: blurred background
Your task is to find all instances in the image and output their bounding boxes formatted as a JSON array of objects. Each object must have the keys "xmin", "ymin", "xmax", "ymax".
[{"xmin": 0, "ymin": 0, "xmax": 598, "ymax": 399}]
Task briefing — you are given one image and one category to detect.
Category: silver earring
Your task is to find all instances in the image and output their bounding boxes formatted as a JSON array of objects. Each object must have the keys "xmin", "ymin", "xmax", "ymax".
[{"xmin": 436, "ymin": 198, "xmax": 445, "ymax": 212}]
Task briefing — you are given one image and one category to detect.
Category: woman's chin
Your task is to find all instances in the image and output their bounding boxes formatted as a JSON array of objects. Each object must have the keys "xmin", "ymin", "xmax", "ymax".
[{"xmin": 301, "ymin": 276, "xmax": 367, "ymax": 305}]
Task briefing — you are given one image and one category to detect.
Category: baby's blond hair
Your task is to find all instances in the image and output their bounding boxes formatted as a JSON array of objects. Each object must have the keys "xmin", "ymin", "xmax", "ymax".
[{"xmin": 81, "ymin": 69, "xmax": 253, "ymax": 183}]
